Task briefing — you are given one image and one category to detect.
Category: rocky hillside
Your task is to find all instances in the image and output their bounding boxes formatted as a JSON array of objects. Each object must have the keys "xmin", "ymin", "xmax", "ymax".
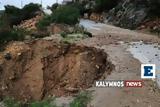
[{"xmin": 106, "ymin": 0, "xmax": 160, "ymax": 30}]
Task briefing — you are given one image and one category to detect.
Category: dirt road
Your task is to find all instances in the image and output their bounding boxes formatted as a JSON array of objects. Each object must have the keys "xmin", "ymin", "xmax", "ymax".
[{"xmin": 79, "ymin": 19, "xmax": 160, "ymax": 107}]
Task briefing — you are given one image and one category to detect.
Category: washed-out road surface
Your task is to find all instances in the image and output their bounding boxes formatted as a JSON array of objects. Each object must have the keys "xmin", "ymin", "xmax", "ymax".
[{"xmin": 79, "ymin": 19, "xmax": 160, "ymax": 107}]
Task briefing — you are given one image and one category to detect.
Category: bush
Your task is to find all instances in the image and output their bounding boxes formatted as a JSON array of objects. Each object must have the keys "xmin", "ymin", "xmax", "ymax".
[
  {"xmin": 67, "ymin": 2, "xmax": 85, "ymax": 16},
  {"xmin": 148, "ymin": 0, "xmax": 160, "ymax": 16},
  {"xmin": 60, "ymin": 26, "xmax": 92, "ymax": 43},
  {"xmin": 0, "ymin": 14, "xmax": 10, "ymax": 31},
  {"xmin": 49, "ymin": 3, "xmax": 59, "ymax": 12},
  {"xmin": 4, "ymin": 5, "xmax": 22, "ymax": 25},
  {"xmin": 70, "ymin": 91, "xmax": 92, "ymax": 107},
  {"xmin": 3, "ymin": 91, "xmax": 92, "ymax": 107},
  {"xmin": 36, "ymin": 15, "xmax": 51, "ymax": 30},
  {"xmin": 3, "ymin": 97, "xmax": 56, "ymax": 107},
  {"xmin": 0, "ymin": 28, "xmax": 26, "ymax": 46},
  {"xmin": 29, "ymin": 99, "xmax": 55, "ymax": 107},
  {"xmin": 4, "ymin": 3, "xmax": 41, "ymax": 26},
  {"xmin": 0, "ymin": 12, "xmax": 26, "ymax": 49},
  {"xmin": 51, "ymin": 5, "xmax": 80, "ymax": 25},
  {"xmin": 37, "ymin": 5, "xmax": 80, "ymax": 30},
  {"xmin": 3, "ymin": 97, "xmax": 20, "ymax": 107},
  {"xmin": 94, "ymin": 0, "xmax": 119, "ymax": 12},
  {"xmin": 22, "ymin": 3, "xmax": 41, "ymax": 19}
]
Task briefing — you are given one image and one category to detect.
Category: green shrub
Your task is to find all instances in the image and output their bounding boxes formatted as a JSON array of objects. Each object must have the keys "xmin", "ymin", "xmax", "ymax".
[
  {"xmin": 22, "ymin": 3, "xmax": 41, "ymax": 19},
  {"xmin": 148, "ymin": 0, "xmax": 160, "ymax": 16},
  {"xmin": 3, "ymin": 97, "xmax": 21, "ymax": 107},
  {"xmin": 51, "ymin": 5, "xmax": 80, "ymax": 25},
  {"xmin": 0, "ymin": 28, "xmax": 26, "ymax": 46},
  {"xmin": 4, "ymin": 5, "xmax": 22, "ymax": 25},
  {"xmin": 67, "ymin": 2, "xmax": 85, "ymax": 16},
  {"xmin": 70, "ymin": 91, "xmax": 92, "ymax": 107},
  {"xmin": 94, "ymin": 0, "xmax": 119, "ymax": 12},
  {"xmin": 4, "ymin": 3, "xmax": 41, "ymax": 26},
  {"xmin": 0, "ymin": 13, "xmax": 26, "ymax": 49},
  {"xmin": 49, "ymin": 3, "xmax": 59, "ymax": 12},
  {"xmin": 11, "ymin": 28, "xmax": 26, "ymax": 40},
  {"xmin": 3, "ymin": 97, "xmax": 56, "ymax": 107},
  {"xmin": 36, "ymin": 15, "xmax": 51, "ymax": 30},
  {"xmin": 3, "ymin": 91, "xmax": 92, "ymax": 107},
  {"xmin": 30, "ymin": 99, "xmax": 56, "ymax": 107},
  {"xmin": 61, "ymin": 32, "xmax": 67, "ymax": 38},
  {"xmin": 0, "ymin": 14, "xmax": 10, "ymax": 30},
  {"xmin": 37, "ymin": 5, "xmax": 80, "ymax": 29}
]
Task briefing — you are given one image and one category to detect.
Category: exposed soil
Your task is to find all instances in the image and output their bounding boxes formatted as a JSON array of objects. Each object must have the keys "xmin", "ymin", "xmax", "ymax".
[{"xmin": 0, "ymin": 40, "xmax": 112, "ymax": 102}]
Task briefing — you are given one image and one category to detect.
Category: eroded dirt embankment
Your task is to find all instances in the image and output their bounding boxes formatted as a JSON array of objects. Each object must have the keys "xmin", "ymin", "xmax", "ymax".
[{"xmin": 0, "ymin": 40, "xmax": 113, "ymax": 102}]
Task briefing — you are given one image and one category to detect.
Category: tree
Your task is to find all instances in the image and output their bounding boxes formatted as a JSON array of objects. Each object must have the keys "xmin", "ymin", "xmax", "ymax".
[
  {"xmin": 49, "ymin": 3, "xmax": 59, "ymax": 12},
  {"xmin": 94, "ymin": 0, "xmax": 119, "ymax": 12},
  {"xmin": 148, "ymin": 0, "xmax": 160, "ymax": 16},
  {"xmin": 51, "ymin": 5, "xmax": 80, "ymax": 25},
  {"xmin": 4, "ymin": 5, "xmax": 22, "ymax": 26},
  {"xmin": 4, "ymin": 3, "xmax": 41, "ymax": 26},
  {"xmin": 22, "ymin": 3, "xmax": 41, "ymax": 19}
]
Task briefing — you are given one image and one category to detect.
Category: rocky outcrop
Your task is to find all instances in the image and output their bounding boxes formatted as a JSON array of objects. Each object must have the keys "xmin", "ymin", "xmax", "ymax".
[
  {"xmin": 18, "ymin": 15, "xmax": 43, "ymax": 31},
  {"xmin": 107, "ymin": 0, "xmax": 149, "ymax": 29}
]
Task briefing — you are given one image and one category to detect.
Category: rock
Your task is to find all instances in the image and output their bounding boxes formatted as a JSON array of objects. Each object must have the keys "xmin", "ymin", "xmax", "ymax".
[
  {"xmin": 107, "ymin": 0, "xmax": 148, "ymax": 29},
  {"xmin": 18, "ymin": 15, "xmax": 43, "ymax": 31},
  {"xmin": 4, "ymin": 52, "xmax": 12, "ymax": 60},
  {"xmin": 84, "ymin": 13, "xmax": 89, "ymax": 19},
  {"xmin": 17, "ymin": 52, "xmax": 22, "ymax": 56},
  {"xmin": 91, "ymin": 57, "xmax": 95, "ymax": 60},
  {"xmin": 0, "ymin": 102, "xmax": 5, "ymax": 107},
  {"xmin": 90, "ymin": 13, "xmax": 104, "ymax": 22},
  {"xmin": 155, "ymin": 54, "xmax": 158, "ymax": 56},
  {"xmin": 1, "ymin": 85, "xmax": 8, "ymax": 91},
  {"xmin": 154, "ymin": 46, "xmax": 158, "ymax": 48},
  {"xmin": 8, "ymin": 76, "xmax": 15, "ymax": 80},
  {"xmin": 84, "ymin": 31, "xmax": 93, "ymax": 37},
  {"xmin": 136, "ymin": 99, "xmax": 140, "ymax": 103},
  {"xmin": 96, "ymin": 65, "xmax": 100, "ymax": 69},
  {"xmin": 31, "ymin": 30, "xmax": 49, "ymax": 38},
  {"xmin": 25, "ymin": 35, "xmax": 32, "ymax": 40},
  {"xmin": 48, "ymin": 23, "xmax": 72, "ymax": 34},
  {"xmin": 65, "ymin": 87, "xmax": 79, "ymax": 93}
]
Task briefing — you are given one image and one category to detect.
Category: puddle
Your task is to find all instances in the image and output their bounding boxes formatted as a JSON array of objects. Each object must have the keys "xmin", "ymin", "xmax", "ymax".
[
  {"xmin": 127, "ymin": 42, "xmax": 160, "ymax": 71},
  {"xmin": 79, "ymin": 19, "xmax": 105, "ymax": 30},
  {"xmin": 127, "ymin": 42, "xmax": 160, "ymax": 87}
]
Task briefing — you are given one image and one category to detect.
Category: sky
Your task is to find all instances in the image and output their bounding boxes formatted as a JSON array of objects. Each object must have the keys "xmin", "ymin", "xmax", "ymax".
[{"xmin": 0, "ymin": 0, "xmax": 63, "ymax": 10}]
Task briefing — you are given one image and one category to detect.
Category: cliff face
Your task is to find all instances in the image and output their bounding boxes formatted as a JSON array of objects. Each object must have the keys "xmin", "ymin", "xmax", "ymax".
[{"xmin": 107, "ymin": 0, "xmax": 149, "ymax": 29}]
